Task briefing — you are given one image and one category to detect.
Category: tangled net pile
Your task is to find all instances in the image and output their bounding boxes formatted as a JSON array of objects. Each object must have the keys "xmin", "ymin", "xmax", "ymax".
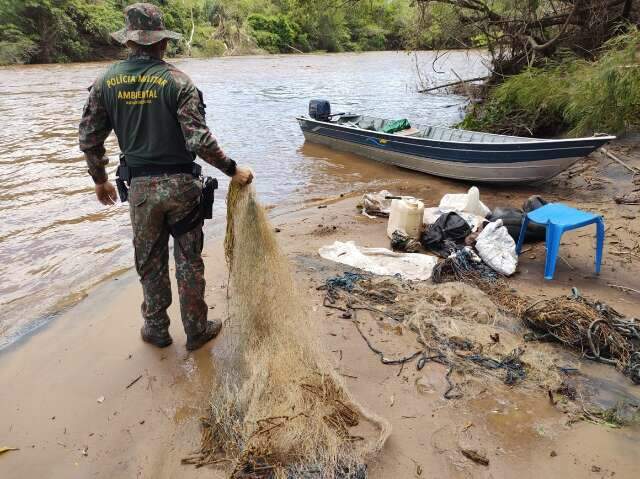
[
  {"xmin": 184, "ymin": 183, "xmax": 390, "ymax": 478},
  {"xmin": 433, "ymin": 253, "xmax": 640, "ymax": 384},
  {"xmin": 523, "ymin": 289, "xmax": 640, "ymax": 384},
  {"xmin": 430, "ymin": 247, "xmax": 528, "ymax": 316},
  {"xmin": 322, "ymin": 275, "xmax": 565, "ymax": 397}
]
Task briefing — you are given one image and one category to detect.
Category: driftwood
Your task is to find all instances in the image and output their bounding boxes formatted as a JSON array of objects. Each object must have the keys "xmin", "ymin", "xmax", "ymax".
[
  {"xmin": 601, "ymin": 148, "xmax": 640, "ymax": 174},
  {"xmin": 418, "ymin": 76, "xmax": 489, "ymax": 93},
  {"xmin": 609, "ymin": 284, "xmax": 640, "ymax": 295}
]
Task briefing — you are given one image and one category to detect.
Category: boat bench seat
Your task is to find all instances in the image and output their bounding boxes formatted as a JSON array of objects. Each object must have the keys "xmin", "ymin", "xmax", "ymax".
[{"xmin": 395, "ymin": 127, "xmax": 421, "ymax": 137}]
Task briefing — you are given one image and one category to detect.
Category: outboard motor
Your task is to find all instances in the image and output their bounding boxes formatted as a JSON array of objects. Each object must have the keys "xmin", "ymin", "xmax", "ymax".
[{"xmin": 309, "ymin": 100, "xmax": 331, "ymax": 122}]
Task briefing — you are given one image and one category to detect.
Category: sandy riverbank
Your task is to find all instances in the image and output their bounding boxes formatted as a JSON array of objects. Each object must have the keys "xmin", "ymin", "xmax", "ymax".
[{"xmin": 1, "ymin": 144, "xmax": 640, "ymax": 478}]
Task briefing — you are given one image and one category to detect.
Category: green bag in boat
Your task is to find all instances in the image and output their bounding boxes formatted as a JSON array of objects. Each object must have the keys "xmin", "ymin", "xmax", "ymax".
[{"xmin": 381, "ymin": 119, "xmax": 411, "ymax": 134}]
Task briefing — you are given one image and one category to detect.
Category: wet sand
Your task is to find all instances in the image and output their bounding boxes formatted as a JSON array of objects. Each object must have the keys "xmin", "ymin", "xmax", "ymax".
[{"xmin": 1, "ymin": 145, "xmax": 640, "ymax": 478}]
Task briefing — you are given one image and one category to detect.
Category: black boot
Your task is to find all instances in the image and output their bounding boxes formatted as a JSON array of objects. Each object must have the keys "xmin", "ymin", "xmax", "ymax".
[
  {"xmin": 140, "ymin": 325, "xmax": 173, "ymax": 348},
  {"xmin": 186, "ymin": 320, "xmax": 222, "ymax": 351}
]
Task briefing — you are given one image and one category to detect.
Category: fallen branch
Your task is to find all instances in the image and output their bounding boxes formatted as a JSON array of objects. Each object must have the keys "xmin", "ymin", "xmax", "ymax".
[
  {"xmin": 601, "ymin": 148, "xmax": 640, "ymax": 174},
  {"xmin": 286, "ymin": 44, "xmax": 304, "ymax": 54},
  {"xmin": 418, "ymin": 76, "xmax": 489, "ymax": 93},
  {"xmin": 608, "ymin": 284, "xmax": 640, "ymax": 295}
]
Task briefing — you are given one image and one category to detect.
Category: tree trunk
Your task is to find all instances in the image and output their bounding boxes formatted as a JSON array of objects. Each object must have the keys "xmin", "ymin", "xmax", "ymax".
[{"xmin": 186, "ymin": 6, "xmax": 195, "ymax": 56}]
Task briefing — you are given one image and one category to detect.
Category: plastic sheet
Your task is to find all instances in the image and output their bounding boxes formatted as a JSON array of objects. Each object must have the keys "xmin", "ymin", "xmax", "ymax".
[{"xmin": 319, "ymin": 241, "xmax": 438, "ymax": 281}]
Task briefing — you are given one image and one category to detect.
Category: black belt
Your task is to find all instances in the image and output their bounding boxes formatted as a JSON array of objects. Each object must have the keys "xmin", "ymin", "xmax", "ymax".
[
  {"xmin": 129, "ymin": 163, "xmax": 200, "ymax": 179},
  {"xmin": 115, "ymin": 158, "xmax": 202, "ymax": 203}
]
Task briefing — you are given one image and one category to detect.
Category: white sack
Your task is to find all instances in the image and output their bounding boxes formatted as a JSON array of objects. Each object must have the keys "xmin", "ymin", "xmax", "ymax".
[
  {"xmin": 439, "ymin": 186, "xmax": 491, "ymax": 218},
  {"xmin": 319, "ymin": 241, "xmax": 438, "ymax": 281},
  {"xmin": 475, "ymin": 220, "xmax": 518, "ymax": 276}
]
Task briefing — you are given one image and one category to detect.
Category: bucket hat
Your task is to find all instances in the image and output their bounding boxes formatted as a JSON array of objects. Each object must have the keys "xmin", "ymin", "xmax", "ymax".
[{"xmin": 111, "ymin": 3, "xmax": 182, "ymax": 46}]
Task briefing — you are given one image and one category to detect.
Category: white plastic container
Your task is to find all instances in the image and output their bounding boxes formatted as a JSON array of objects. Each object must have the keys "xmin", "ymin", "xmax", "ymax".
[
  {"xmin": 439, "ymin": 186, "xmax": 491, "ymax": 218},
  {"xmin": 387, "ymin": 197, "xmax": 425, "ymax": 239}
]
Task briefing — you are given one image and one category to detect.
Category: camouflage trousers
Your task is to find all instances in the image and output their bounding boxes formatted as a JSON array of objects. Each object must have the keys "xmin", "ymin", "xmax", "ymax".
[{"xmin": 128, "ymin": 173, "xmax": 208, "ymax": 337}]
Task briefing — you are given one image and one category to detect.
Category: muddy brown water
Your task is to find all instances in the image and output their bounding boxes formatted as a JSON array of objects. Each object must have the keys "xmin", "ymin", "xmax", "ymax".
[{"xmin": 0, "ymin": 51, "xmax": 487, "ymax": 350}]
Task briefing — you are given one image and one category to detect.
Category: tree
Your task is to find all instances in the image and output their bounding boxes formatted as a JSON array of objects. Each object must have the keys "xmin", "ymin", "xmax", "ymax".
[{"xmin": 413, "ymin": 0, "xmax": 638, "ymax": 75}]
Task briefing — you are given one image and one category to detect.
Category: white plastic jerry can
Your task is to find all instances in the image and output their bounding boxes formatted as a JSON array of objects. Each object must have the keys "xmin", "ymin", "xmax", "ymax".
[{"xmin": 387, "ymin": 197, "xmax": 425, "ymax": 239}]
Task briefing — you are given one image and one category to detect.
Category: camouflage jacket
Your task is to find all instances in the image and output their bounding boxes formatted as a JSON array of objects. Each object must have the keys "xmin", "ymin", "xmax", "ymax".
[{"xmin": 78, "ymin": 52, "xmax": 236, "ymax": 184}]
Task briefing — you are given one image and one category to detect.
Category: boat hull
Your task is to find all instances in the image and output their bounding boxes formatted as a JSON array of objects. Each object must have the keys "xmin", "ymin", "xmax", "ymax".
[{"xmin": 298, "ymin": 117, "xmax": 613, "ymax": 184}]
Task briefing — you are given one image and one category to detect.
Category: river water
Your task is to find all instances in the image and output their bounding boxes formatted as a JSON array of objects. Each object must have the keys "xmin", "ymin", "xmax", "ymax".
[{"xmin": 0, "ymin": 50, "xmax": 486, "ymax": 350}]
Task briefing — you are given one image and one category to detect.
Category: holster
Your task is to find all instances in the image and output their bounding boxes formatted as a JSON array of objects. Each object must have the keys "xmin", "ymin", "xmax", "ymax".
[
  {"xmin": 201, "ymin": 176, "xmax": 216, "ymax": 220},
  {"xmin": 168, "ymin": 176, "xmax": 218, "ymax": 238},
  {"xmin": 116, "ymin": 154, "xmax": 131, "ymax": 203}
]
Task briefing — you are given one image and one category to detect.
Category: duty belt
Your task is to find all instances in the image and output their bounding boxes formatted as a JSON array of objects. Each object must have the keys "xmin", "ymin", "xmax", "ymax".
[
  {"xmin": 115, "ymin": 156, "xmax": 202, "ymax": 202},
  {"xmin": 129, "ymin": 163, "xmax": 199, "ymax": 179},
  {"xmin": 115, "ymin": 155, "xmax": 217, "ymax": 238}
]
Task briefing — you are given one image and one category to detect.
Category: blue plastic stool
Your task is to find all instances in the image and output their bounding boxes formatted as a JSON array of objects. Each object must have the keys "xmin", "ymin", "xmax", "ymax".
[{"xmin": 516, "ymin": 203, "xmax": 604, "ymax": 280}]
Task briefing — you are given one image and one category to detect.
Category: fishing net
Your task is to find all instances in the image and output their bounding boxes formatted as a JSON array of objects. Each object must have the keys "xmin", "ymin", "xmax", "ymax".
[
  {"xmin": 321, "ymin": 274, "xmax": 564, "ymax": 397},
  {"xmin": 522, "ymin": 289, "xmax": 640, "ymax": 383},
  {"xmin": 430, "ymin": 247, "xmax": 528, "ymax": 316},
  {"xmin": 185, "ymin": 183, "xmax": 390, "ymax": 477},
  {"xmin": 433, "ymin": 253, "xmax": 640, "ymax": 384}
]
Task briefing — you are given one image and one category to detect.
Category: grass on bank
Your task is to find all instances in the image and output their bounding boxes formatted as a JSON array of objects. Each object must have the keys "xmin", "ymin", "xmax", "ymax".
[{"xmin": 461, "ymin": 28, "xmax": 640, "ymax": 138}]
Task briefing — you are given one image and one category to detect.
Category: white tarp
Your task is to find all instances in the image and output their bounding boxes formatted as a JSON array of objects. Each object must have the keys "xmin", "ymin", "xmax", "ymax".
[
  {"xmin": 319, "ymin": 241, "xmax": 438, "ymax": 281},
  {"xmin": 475, "ymin": 220, "xmax": 518, "ymax": 276}
]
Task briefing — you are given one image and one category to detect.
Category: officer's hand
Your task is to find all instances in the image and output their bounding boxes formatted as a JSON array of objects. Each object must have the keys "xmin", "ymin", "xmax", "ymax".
[
  {"xmin": 231, "ymin": 166, "xmax": 254, "ymax": 186},
  {"xmin": 95, "ymin": 181, "xmax": 118, "ymax": 205}
]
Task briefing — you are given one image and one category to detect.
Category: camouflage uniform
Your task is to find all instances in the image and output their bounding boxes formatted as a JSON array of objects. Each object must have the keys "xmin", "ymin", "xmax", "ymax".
[
  {"xmin": 129, "ymin": 174, "xmax": 207, "ymax": 338},
  {"xmin": 78, "ymin": 3, "xmax": 236, "ymax": 342}
]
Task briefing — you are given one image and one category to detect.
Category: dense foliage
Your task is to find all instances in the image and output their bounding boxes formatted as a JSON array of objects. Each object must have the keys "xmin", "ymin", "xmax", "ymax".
[
  {"xmin": 0, "ymin": 0, "xmax": 425, "ymax": 65},
  {"xmin": 460, "ymin": 29, "xmax": 640, "ymax": 137}
]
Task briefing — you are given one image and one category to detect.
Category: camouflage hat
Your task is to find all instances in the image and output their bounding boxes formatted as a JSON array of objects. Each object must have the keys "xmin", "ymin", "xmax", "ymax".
[{"xmin": 111, "ymin": 3, "xmax": 182, "ymax": 46}]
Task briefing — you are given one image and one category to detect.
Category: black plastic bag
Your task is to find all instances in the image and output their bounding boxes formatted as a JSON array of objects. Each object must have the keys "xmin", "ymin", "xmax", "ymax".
[
  {"xmin": 420, "ymin": 212, "xmax": 471, "ymax": 257},
  {"xmin": 523, "ymin": 195, "xmax": 547, "ymax": 213},
  {"xmin": 522, "ymin": 195, "xmax": 548, "ymax": 241},
  {"xmin": 487, "ymin": 196, "xmax": 548, "ymax": 243},
  {"xmin": 487, "ymin": 207, "xmax": 524, "ymax": 241}
]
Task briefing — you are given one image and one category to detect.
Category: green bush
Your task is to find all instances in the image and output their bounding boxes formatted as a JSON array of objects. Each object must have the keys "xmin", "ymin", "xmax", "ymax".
[
  {"xmin": 0, "ymin": 39, "xmax": 38, "ymax": 65},
  {"xmin": 193, "ymin": 38, "xmax": 227, "ymax": 56},
  {"xmin": 191, "ymin": 24, "xmax": 226, "ymax": 57},
  {"xmin": 247, "ymin": 13, "xmax": 298, "ymax": 53},
  {"xmin": 0, "ymin": 24, "xmax": 38, "ymax": 64},
  {"xmin": 461, "ymin": 29, "xmax": 640, "ymax": 137}
]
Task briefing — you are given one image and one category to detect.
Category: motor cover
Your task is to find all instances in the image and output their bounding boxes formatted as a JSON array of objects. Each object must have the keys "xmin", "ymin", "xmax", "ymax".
[{"xmin": 309, "ymin": 100, "xmax": 331, "ymax": 121}]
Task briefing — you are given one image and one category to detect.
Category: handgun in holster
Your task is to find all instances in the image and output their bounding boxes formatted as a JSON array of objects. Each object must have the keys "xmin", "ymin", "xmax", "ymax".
[
  {"xmin": 115, "ymin": 154, "xmax": 131, "ymax": 203},
  {"xmin": 201, "ymin": 176, "xmax": 217, "ymax": 220},
  {"xmin": 168, "ymin": 175, "xmax": 218, "ymax": 238}
]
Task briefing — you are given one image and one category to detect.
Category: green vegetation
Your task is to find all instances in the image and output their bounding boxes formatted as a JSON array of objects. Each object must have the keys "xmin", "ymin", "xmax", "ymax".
[
  {"xmin": 461, "ymin": 29, "xmax": 640, "ymax": 137},
  {"xmin": 0, "ymin": 0, "xmax": 122, "ymax": 64},
  {"xmin": 0, "ymin": 0, "xmax": 422, "ymax": 65}
]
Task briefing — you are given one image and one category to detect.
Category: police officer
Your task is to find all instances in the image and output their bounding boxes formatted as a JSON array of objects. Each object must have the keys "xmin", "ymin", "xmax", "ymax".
[{"xmin": 79, "ymin": 3, "xmax": 253, "ymax": 351}]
